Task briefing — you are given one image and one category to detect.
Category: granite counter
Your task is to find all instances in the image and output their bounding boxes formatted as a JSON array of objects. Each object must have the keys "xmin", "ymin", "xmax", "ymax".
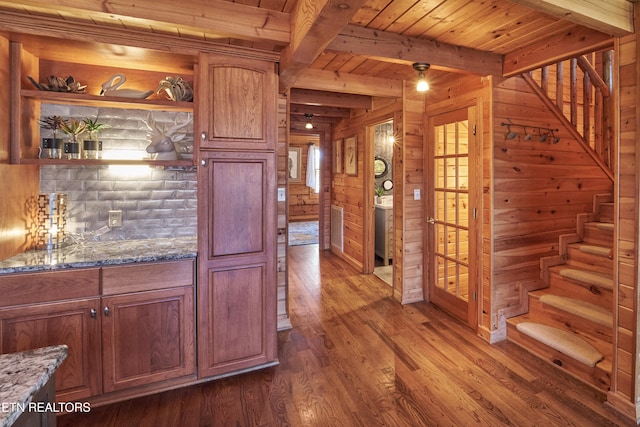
[
  {"xmin": 0, "ymin": 345, "xmax": 68, "ymax": 427},
  {"xmin": 0, "ymin": 237, "xmax": 197, "ymax": 275}
]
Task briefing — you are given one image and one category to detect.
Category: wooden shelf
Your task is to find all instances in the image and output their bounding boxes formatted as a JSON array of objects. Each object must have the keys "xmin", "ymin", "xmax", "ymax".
[
  {"xmin": 22, "ymin": 89, "xmax": 193, "ymax": 112},
  {"xmin": 20, "ymin": 158, "xmax": 196, "ymax": 167}
]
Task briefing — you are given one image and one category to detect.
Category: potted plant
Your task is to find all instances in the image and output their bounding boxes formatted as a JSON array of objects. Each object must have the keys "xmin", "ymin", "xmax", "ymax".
[
  {"xmin": 83, "ymin": 117, "xmax": 110, "ymax": 159},
  {"xmin": 59, "ymin": 118, "xmax": 87, "ymax": 159},
  {"xmin": 38, "ymin": 116, "xmax": 66, "ymax": 159},
  {"xmin": 375, "ymin": 186, "xmax": 384, "ymax": 204}
]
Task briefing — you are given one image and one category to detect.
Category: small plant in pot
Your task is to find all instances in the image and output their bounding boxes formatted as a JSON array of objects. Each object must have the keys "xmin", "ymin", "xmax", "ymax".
[
  {"xmin": 375, "ymin": 186, "xmax": 385, "ymax": 203},
  {"xmin": 59, "ymin": 118, "xmax": 87, "ymax": 159},
  {"xmin": 38, "ymin": 116, "xmax": 67, "ymax": 159},
  {"xmin": 83, "ymin": 117, "xmax": 110, "ymax": 159}
]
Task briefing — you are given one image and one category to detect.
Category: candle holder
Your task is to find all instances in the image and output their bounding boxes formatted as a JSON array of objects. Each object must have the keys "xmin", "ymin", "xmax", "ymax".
[{"xmin": 36, "ymin": 193, "xmax": 67, "ymax": 250}]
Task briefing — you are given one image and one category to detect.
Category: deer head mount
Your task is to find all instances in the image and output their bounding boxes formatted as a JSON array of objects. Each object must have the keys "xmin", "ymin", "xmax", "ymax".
[{"xmin": 142, "ymin": 113, "xmax": 193, "ymax": 161}]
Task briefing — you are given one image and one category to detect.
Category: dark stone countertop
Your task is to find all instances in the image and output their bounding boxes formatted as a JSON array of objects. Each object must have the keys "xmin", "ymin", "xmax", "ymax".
[
  {"xmin": 0, "ymin": 237, "xmax": 197, "ymax": 275},
  {"xmin": 0, "ymin": 345, "xmax": 68, "ymax": 427}
]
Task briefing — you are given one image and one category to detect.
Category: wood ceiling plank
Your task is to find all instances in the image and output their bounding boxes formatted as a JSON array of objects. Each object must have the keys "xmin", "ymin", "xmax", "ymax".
[
  {"xmin": 503, "ymin": 25, "xmax": 614, "ymax": 76},
  {"xmin": 279, "ymin": 0, "xmax": 368, "ymax": 91},
  {"xmin": 328, "ymin": 24, "xmax": 503, "ymax": 75},
  {"xmin": 0, "ymin": 0, "xmax": 290, "ymax": 44},
  {"xmin": 293, "ymin": 68, "xmax": 403, "ymax": 97},
  {"xmin": 349, "ymin": 0, "xmax": 394, "ymax": 27},
  {"xmin": 510, "ymin": 0, "xmax": 634, "ymax": 36},
  {"xmin": 384, "ymin": 0, "xmax": 447, "ymax": 35},
  {"xmin": 289, "ymin": 104, "xmax": 351, "ymax": 118}
]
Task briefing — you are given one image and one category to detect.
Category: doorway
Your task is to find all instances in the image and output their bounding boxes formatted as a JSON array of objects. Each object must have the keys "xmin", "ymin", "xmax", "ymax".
[
  {"xmin": 426, "ymin": 107, "xmax": 479, "ymax": 329},
  {"xmin": 372, "ymin": 120, "xmax": 394, "ymax": 286},
  {"xmin": 288, "ymin": 134, "xmax": 321, "ymax": 246}
]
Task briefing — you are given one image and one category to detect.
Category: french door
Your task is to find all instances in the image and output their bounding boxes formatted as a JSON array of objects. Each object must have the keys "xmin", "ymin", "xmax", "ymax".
[{"xmin": 427, "ymin": 107, "xmax": 479, "ymax": 329}]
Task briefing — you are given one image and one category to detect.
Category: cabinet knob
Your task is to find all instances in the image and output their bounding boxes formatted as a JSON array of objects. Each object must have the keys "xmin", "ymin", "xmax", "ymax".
[
  {"xmin": 104, "ymin": 306, "xmax": 110, "ymax": 316},
  {"xmin": 201, "ymin": 159, "xmax": 207, "ymax": 167},
  {"xmin": 90, "ymin": 309, "xmax": 97, "ymax": 319},
  {"xmin": 201, "ymin": 132, "xmax": 206, "ymax": 141}
]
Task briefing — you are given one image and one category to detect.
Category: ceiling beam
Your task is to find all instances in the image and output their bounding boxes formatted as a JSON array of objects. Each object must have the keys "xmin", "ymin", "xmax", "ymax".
[
  {"xmin": 289, "ymin": 104, "xmax": 350, "ymax": 118},
  {"xmin": 278, "ymin": 0, "xmax": 368, "ymax": 92},
  {"xmin": 503, "ymin": 25, "xmax": 614, "ymax": 76},
  {"xmin": 0, "ymin": 0, "xmax": 290, "ymax": 45},
  {"xmin": 327, "ymin": 24, "xmax": 503, "ymax": 76},
  {"xmin": 292, "ymin": 68, "xmax": 402, "ymax": 97},
  {"xmin": 290, "ymin": 89, "xmax": 372, "ymax": 110},
  {"xmin": 510, "ymin": 0, "xmax": 634, "ymax": 36}
]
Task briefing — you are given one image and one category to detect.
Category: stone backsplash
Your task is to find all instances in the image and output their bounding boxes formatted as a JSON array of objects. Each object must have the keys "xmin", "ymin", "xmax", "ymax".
[{"xmin": 40, "ymin": 165, "xmax": 197, "ymax": 241}]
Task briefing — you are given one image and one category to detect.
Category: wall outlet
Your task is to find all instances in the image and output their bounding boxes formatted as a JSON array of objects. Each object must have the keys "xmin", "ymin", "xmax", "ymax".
[
  {"xmin": 277, "ymin": 187, "xmax": 286, "ymax": 202},
  {"xmin": 108, "ymin": 210, "xmax": 123, "ymax": 228},
  {"xmin": 413, "ymin": 189, "xmax": 421, "ymax": 200}
]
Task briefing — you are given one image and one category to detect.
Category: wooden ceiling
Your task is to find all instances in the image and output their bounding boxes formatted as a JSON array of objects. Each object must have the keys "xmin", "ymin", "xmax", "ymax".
[{"xmin": 0, "ymin": 0, "xmax": 633, "ymax": 127}]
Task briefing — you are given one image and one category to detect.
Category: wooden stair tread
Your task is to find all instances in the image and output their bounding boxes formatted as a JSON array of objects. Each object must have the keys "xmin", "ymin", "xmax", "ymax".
[
  {"xmin": 592, "ymin": 222, "xmax": 614, "ymax": 231},
  {"xmin": 515, "ymin": 322, "xmax": 604, "ymax": 367},
  {"xmin": 556, "ymin": 267, "xmax": 613, "ymax": 290},
  {"xmin": 575, "ymin": 244, "xmax": 611, "ymax": 258},
  {"xmin": 538, "ymin": 294, "xmax": 612, "ymax": 328}
]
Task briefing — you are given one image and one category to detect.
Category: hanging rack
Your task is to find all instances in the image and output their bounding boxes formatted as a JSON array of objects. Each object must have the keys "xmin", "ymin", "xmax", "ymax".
[{"xmin": 501, "ymin": 121, "xmax": 560, "ymax": 143}]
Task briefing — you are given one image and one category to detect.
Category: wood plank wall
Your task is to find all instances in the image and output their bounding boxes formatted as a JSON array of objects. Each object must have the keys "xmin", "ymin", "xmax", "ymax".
[
  {"xmin": 288, "ymin": 134, "xmax": 319, "ymax": 222},
  {"xmin": 332, "ymin": 100, "xmax": 402, "ymax": 271},
  {"xmin": 276, "ymin": 94, "xmax": 290, "ymax": 330},
  {"xmin": 613, "ymin": 32, "xmax": 637, "ymax": 405},
  {"xmin": 401, "ymin": 82, "xmax": 425, "ymax": 303},
  {"xmin": 490, "ymin": 75, "xmax": 612, "ymax": 334}
]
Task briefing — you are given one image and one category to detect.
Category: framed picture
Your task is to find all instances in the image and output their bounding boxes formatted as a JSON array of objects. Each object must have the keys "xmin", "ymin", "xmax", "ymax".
[
  {"xmin": 288, "ymin": 147, "xmax": 302, "ymax": 182},
  {"xmin": 345, "ymin": 135, "xmax": 358, "ymax": 176},
  {"xmin": 334, "ymin": 138, "xmax": 343, "ymax": 174}
]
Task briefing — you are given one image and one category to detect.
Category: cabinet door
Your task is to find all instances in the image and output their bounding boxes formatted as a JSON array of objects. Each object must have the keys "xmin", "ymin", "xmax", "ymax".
[
  {"xmin": 101, "ymin": 287, "xmax": 195, "ymax": 392},
  {"xmin": 197, "ymin": 150, "xmax": 277, "ymax": 378},
  {"xmin": 0, "ymin": 298, "xmax": 102, "ymax": 401},
  {"xmin": 198, "ymin": 53, "xmax": 276, "ymax": 150}
]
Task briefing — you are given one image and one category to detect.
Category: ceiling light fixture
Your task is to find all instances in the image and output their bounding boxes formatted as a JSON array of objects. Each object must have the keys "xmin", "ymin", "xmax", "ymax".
[
  {"xmin": 305, "ymin": 113, "xmax": 314, "ymax": 129},
  {"xmin": 412, "ymin": 63, "xmax": 430, "ymax": 92}
]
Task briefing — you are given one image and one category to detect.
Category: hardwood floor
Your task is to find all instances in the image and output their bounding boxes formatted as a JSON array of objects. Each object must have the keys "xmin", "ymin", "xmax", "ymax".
[{"xmin": 59, "ymin": 245, "xmax": 635, "ymax": 426}]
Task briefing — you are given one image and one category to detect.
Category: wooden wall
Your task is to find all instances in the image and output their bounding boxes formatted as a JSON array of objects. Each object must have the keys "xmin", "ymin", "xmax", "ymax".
[
  {"xmin": 610, "ymin": 32, "xmax": 637, "ymax": 408},
  {"xmin": 288, "ymin": 134, "xmax": 319, "ymax": 222},
  {"xmin": 332, "ymin": 99, "xmax": 401, "ymax": 272},
  {"xmin": 490, "ymin": 75, "xmax": 612, "ymax": 334},
  {"xmin": 400, "ymin": 82, "xmax": 425, "ymax": 303},
  {"xmin": 276, "ymin": 94, "xmax": 290, "ymax": 330}
]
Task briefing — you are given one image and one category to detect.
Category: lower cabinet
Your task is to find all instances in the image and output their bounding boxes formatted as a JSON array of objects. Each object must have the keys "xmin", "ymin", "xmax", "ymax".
[
  {"xmin": 101, "ymin": 287, "xmax": 195, "ymax": 393},
  {"xmin": 0, "ymin": 297, "xmax": 102, "ymax": 401},
  {"xmin": 0, "ymin": 259, "xmax": 196, "ymax": 403}
]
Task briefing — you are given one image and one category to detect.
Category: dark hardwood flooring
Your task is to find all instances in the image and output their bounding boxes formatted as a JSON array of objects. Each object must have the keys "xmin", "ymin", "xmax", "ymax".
[{"xmin": 59, "ymin": 245, "xmax": 635, "ymax": 426}]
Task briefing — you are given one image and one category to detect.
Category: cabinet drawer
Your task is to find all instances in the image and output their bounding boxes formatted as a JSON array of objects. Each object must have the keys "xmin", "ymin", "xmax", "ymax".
[
  {"xmin": 102, "ymin": 260, "xmax": 194, "ymax": 295},
  {"xmin": 0, "ymin": 268, "xmax": 100, "ymax": 307}
]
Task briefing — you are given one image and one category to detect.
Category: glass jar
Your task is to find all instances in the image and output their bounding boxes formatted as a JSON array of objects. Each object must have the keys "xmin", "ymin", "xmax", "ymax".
[
  {"xmin": 64, "ymin": 135, "xmax": 81, "ymax": 159},
  {"xmin": 39, "ymin": 138, "xmax": 63, "ymax": 159},
  {"xmin": 83, "ymin": 139, "xmax": 102, "ymax": 159}
]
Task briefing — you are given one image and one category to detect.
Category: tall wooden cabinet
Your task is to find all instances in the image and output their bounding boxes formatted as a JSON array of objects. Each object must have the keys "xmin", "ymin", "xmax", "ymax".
[{"xmin": 197, "ymin": 53, "xmax": 278, "ymax": 378}]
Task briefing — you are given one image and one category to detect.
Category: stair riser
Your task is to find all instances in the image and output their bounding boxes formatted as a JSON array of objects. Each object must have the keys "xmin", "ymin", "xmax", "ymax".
[
  {"xmin": 599, "ymin": 203, "xmax": 614, "ymax": 223},
  {"xmin": 528, "ymin": 298, "xmax": 613, "ymax": 346},
  {"xmin": 582, "ymin": 225, "xmax": 613, "ymax": 247},
  {"xmin": 548, "ymin": 273, "xmax": 612, "ymax": 309},
  {"xmin": 565, "ymin": 247, "xmax": 613, "ymax": 275},
  {"xmin": 506, "ymin": 322, "xmax": 611, "ymax": 391}
]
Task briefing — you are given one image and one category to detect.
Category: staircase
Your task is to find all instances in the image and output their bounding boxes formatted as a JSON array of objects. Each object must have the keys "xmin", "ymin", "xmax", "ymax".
[{"xmin": 507, "ymin": 193, "xmax": 614, "ymax": 391}]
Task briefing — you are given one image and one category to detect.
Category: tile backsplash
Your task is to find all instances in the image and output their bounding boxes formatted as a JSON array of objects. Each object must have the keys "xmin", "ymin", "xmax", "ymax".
[{"xmin": 40, "ymin": 165, "xmax": 197, "ymax": 241}]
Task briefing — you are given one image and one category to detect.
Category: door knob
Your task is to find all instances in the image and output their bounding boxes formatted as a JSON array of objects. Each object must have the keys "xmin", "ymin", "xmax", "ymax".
[{"xmin": 426, "ymin": 217, "xmax": 436, "ymax": 224}]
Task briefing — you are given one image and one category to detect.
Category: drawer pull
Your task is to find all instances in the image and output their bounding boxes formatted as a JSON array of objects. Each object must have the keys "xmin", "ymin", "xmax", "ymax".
[
  {"xmin": 90, "ymin": 309, "xmax": 97, "ymax": 319},
  {"xmin": 104, "ymin": 306, "xmax": 110, "ymax": 316}
]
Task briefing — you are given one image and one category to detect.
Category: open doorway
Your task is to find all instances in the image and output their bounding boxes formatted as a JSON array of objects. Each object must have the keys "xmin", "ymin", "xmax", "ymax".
[
  {"xmin": 371, "ymin": 120, "xmax": 394, "ymax": 285},
  {"xmin": 288, "ymin": 134, "xmax": 321, "ymax": 246}
]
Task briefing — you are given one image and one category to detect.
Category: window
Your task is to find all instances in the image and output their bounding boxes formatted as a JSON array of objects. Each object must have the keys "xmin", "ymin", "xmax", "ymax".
[{"xmin": 313, "ymin": 145, "xmax": 320, "ymax": 193}]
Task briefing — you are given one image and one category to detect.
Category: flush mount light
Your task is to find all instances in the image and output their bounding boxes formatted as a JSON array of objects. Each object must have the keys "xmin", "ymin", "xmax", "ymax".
[
  {"xmin": 305, "ymin": 113, "xmax": 314, "ymax": 129},
  {"xmin": 412, "ymin": 62, "xmax": 430, "ymax": 92}
]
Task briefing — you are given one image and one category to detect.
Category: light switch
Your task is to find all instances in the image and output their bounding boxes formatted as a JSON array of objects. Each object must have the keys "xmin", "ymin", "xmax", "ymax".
[
  {"xmin": 277, "ymin": 187, "xmax": 286, "ymax": 201},
  {"xmin": 413, "ymin": 189, "xmax": 421, "ymax": 200}
]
